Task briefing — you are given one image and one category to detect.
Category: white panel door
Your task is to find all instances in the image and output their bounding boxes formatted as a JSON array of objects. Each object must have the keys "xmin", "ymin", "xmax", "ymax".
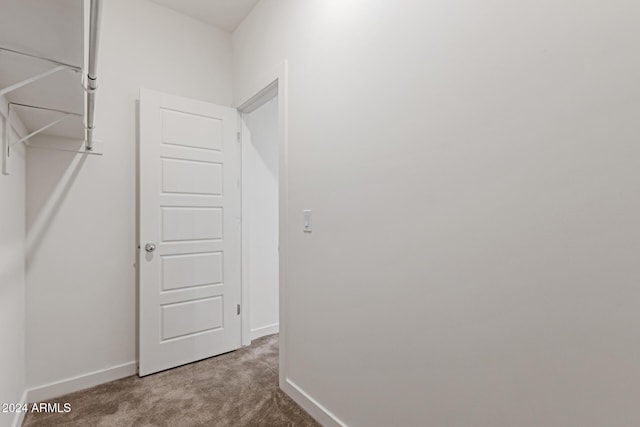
[{"xmin": 139, "ymin": 89, "xmax": 241, "ymax": 376}]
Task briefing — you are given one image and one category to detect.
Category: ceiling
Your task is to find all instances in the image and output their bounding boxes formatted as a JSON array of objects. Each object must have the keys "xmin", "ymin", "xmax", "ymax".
[
  {"xmin": 149, "ymin": 0, "xmax": 260, "ymax": 32},
  {"xmin": 0, "ymin": 0, "xmax": 85, "ymax": 139}
]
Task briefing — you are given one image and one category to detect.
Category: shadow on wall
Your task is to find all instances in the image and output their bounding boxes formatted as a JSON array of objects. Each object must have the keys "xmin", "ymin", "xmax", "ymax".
[{"xmin": 26, "ymin": 147, "xmax": 88, "ymax": 265}]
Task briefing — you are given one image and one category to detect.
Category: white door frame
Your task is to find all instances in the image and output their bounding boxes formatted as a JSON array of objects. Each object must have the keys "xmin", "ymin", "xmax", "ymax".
[{"xmin": 236, "ymin": 61, "xmax": 288, "ymax": 387}]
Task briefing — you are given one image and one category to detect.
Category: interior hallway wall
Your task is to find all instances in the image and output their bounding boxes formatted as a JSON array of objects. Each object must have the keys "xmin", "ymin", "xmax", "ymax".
[
  {"xmin": 232, "ymin": 1, "xmax": 640, "ymax": 426},
  {"xmin": 243, "ymin": 96, "xmax": 279, "ymax": 340},
  {"xmin": 25, "ymin": 0, "xmax": 233, "ymax": 390},
  {"xmin": 0, "ymin": 97, "xmax": 27, "ymax": 427}
]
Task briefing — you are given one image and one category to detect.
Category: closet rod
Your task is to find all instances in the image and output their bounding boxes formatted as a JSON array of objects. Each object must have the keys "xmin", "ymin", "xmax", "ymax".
[{"xmin": 84, "ymin": 0, "xmax": 103, "ymax": 151}]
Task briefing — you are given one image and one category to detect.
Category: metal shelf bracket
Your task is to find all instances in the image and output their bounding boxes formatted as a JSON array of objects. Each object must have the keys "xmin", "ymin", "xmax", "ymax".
[
  {"xmin": 0, "ymin": 46, "xmax": 84, "ymax": 175},
  {"xmin": 0, "ymin": 0, "xmax": 103, "ymax": 173},
  {"xmin": 0, "ymin": 46, "xmax": 82, "ymax": 98},
  {"xmin": 0, "ymin": 65, "xmax": 68, "ymax": 98},
  {"xmin": 2, "ymin": 103, "xmax": 84, "ymax": 175}
]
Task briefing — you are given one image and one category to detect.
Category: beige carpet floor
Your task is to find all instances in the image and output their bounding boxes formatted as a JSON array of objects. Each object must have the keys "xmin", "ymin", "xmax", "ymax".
[{"xmin": 23, "ymin": 334, "xmax": 320, "ymax": 427}]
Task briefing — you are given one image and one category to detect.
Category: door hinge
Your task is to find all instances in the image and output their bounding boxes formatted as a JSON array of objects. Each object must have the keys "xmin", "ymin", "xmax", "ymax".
[
  {"xmin": 237, "ymin": 131, "xmax": 241, "ymax": 143},
  {"xmin": 237, "ymin": 304, "xmax": 241, "ymax": 315}
]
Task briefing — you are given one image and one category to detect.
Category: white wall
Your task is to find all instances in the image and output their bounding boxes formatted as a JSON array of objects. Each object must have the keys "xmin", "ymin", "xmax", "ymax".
[
  {"xmin": 243, "ymin": 96, "xmax": 279, "ymax": 340},
  {"xmin": 0, "ymin": 97, "xmax": 27, "ymax": 427},
  {"xmin": 233, "ymin": 1, "xmax": 640, "ymax": 426},
  {"xmin": 25, "ymin": 0, "xmax": 233, "ymax": 391}
]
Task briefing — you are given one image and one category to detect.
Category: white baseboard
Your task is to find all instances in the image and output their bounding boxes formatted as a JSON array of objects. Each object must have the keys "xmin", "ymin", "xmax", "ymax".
[
  {"xmin": 26, "ymin": 361, "xmax": 136, "ymax": 403},
  {"xmin": 11, "ymin": 390, "xmax": 28, "ymax": 427},
  {"xmin": 282, "ymin": 378, "xmax": 348, "ymax": 427},
  {"xmin": 251, "ymin": 323, "xmax": 279, "ymax": 340}
]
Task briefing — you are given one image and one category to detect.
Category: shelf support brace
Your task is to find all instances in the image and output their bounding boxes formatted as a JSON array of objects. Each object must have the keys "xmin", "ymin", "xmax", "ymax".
[
  {"xmin": 13, "ymin": 114, "xmax": 76, "ymax": 146},
  {"xmin": 2, "ymin": 103, "xmax": 84, "ymax": 175},
  {"xmin": 0, "ymin": 46, "xmax": 82, "ymax": 72},
  {"xmin": 0, "ymin": 65, "xmax": 68, "ymax": 98}
]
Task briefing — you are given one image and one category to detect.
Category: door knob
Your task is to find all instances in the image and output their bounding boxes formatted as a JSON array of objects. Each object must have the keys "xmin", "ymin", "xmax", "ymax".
[{"xmin": 145, "ymin": 243, "xmax": 156, "ymax": 253}]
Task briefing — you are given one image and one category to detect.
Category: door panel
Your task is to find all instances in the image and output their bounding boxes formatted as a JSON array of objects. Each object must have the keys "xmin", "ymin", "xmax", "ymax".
[
  {"xmin": 139, "ymin": 89, "xmax": 240, "ymax": 376},
  {"xmin": 161, "ymin": 207, "xmax": 223, "ymax": 241},
  {"xmin": 161, "ymin": 297, "xmax": 224, "ymax": 340},
  {"xmin": 161, "ymin": 159, "xmax": 223, "ymax": 195},
  {"xmin": 162, "ymin": 252, "xmax": 223, "ymax": 291},
  {"xmin": 162, "ymin": 109, "xmax": 224, "ymax": 151}
]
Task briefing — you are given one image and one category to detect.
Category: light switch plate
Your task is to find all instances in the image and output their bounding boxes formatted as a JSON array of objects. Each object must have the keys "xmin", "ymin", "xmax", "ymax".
[{"xmin": 303, "ymin": 210, "xmax": 312, "ymax": 233}]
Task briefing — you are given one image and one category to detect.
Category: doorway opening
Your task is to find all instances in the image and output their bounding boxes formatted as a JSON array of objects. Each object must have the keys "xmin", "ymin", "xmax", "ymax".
[
  {"xmin": 237, "ymin": 65, "xmax": 288, "ymax": 387},
  {"xmin": 240, "ymin": 90, "xmax": 280, "ymax": 342}
]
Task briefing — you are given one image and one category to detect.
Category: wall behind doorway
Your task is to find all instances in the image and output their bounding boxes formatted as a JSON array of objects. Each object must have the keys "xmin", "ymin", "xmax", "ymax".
[{"xmin": 242, "ymin": 96, "xmax": 280, "ymax": 340}]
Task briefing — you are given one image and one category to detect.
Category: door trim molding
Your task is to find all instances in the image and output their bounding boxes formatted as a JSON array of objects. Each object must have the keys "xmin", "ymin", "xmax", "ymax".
[{"xmin": 235, "ymin": 61, "xmax": 288, "ymax": 388}]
